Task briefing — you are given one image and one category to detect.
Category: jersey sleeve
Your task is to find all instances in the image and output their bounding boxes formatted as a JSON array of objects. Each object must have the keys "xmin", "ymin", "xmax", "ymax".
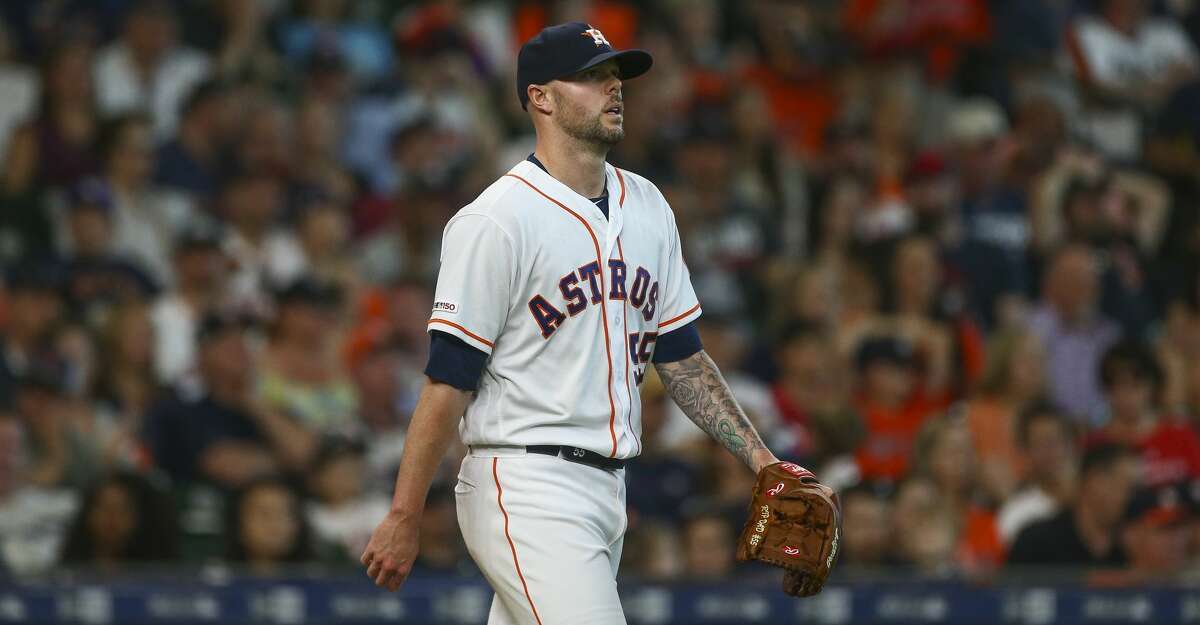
[
  {"xmin": 428, "ymin": 214, "xmax": 516, "ymax": 354},
  {"xmin": 656, "ymin": 210, "xmax": 702, "ymax": 334}
]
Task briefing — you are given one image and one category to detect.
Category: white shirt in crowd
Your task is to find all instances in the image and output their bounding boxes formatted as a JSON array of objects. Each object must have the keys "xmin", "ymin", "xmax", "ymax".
[
  {"xmin": 93, "ymin": 43, "xmax": 210, "ymax": 139},
  {"xmin": 1069, "ymin": 14, "xmax": 1199, "ymax": 159},
  {"xmin": 0, "ymin": 62, "xmax": 37, "ymax": 170},
  {"xmin": 997, "ymin": 485, "xmax": 1060, "ymax": 546}
]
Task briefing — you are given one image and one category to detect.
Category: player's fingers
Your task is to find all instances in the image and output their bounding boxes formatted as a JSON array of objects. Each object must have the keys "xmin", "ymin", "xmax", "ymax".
[
  {"xmin": 373, "ymin": 559, "xmax": 398, "ymax": 586},
  {"xmin": 366, "ymin": 559, "xmax": 382, "ymax": 579},
  {"xmin": 387, "ymin": 573, "xmax": 407, "ymax": 592},
  {"xmin": 360, "ymin": 549, "xmax": 373, "ymax": 566}
]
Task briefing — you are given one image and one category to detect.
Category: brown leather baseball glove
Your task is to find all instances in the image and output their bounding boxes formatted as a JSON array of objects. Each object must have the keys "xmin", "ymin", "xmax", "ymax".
[{"xmin": 735, "ymin": 462, "xmax": 841, "ymax": 597}]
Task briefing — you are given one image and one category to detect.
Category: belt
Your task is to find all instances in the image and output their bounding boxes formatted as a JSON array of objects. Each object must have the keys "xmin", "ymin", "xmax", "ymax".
[{"xmin": 526, "ymin": 445, "xmax": 626, "ymax": 471}]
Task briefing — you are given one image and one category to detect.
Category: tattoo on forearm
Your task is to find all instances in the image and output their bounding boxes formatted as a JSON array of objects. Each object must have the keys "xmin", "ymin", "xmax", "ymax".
[{"xmin": 655, "ymin": 351, "xmax": 767, "ymax": 468}]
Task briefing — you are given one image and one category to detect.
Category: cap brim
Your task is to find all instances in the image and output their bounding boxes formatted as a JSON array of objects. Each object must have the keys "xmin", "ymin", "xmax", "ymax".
[{"xmin": 573, "ymin": 49, "xmax": 653, "ymax": 81}]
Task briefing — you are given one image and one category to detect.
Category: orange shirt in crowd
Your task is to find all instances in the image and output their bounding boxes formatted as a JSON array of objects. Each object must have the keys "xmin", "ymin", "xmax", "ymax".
[
  {"xmin": 959, "ymin": 505, "xmax": 1004, "ymax": 570},
  {"xmin": 514, "ymin": 1, "xmax": 639, "ymax": 51},
  {"xmin": 843, "ymin": 0, "xmax": 991, "ymax": 81},
  {"xmin": 1086, "ymin": 420, "xmax": 1200, "ymax": 488},
  {"xmin": 738, "ymin": 64, "xmax": 836, "ymax": 156},
  {"xmin": 854, "ymin": 390, "xmax": 951, "ymax": 481},
  {"xmin": 964, "ymin": 397, "xmax": 1025, "ymax": 482}
]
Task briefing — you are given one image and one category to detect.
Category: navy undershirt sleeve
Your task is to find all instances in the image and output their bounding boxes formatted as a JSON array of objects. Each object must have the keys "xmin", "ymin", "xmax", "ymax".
[
  {"xmin": 425, "ymin": 330, "xmax": 489, "ymax": 391},
  {"xmin": 651, "ymin": 321, "xmax": 703, "ymax": 363}
]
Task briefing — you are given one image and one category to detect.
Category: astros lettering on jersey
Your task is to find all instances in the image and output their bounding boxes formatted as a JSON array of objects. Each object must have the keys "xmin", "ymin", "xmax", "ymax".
[{"xmin": 428, "ymin": 159, "xmax": 702, "ymax": 459}]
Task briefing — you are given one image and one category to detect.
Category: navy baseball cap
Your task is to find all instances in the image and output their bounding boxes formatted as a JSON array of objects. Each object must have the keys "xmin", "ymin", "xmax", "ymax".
[{"xmin": 516, "ymin": 22, "xmax": 652, "ymax": 110}]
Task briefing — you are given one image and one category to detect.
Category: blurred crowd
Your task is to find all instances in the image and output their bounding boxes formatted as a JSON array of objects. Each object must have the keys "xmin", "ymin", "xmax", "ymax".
[{"xmin": 5, "ymin": 0, "xmax": 1200, "ymax": 586}]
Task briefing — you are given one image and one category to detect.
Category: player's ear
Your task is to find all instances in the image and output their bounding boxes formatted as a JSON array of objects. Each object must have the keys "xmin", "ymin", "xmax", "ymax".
[{"xmin": 528, "ymin": 84, "xmax": 553, "ymax": 115}]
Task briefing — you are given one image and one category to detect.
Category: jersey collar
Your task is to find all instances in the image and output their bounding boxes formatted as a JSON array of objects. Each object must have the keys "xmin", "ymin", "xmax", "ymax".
[{"xmin": 510, "ymin": 160, "xmax": 624, "ymax": 257}]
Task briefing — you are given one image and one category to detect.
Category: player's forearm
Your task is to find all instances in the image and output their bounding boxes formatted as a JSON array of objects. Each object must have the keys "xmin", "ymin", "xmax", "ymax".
[
  {"xmin": 654, "ymin": 350, "xmax": 776, "ymax": 472},
  {"xmin": 387, "ymin": 378, "xmax": 471, "ymax": 517}
]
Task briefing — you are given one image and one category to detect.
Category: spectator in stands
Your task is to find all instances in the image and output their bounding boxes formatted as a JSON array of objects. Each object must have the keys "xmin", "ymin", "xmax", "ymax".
[
  {"xmin": 1068, "ymin": 0, "xmax": 1198, "ymax": 160},
  {"xmin": 291, "ymin": 197, "xmax": 359, "ymax": 296},
  {"xmin": 897, "ymin": 505, "xmax": 960, "ymax": 576},
  {"xmin": 0, "ymin": 263, "xmax": 66, "ymax": 406},
  {"xmin": 233, "ymin": 99, "xmax": 293, "ymax": 181},
  {"xmin": 1028, "ymin": 243, "xmax": 1122, "ymax": 426},
  {"xmin": 59, "ymin": 471, "xmax": 178, "ymax": 567},
  {"xmin": 411, "ymin": 484, "xmax": 473, "ymax": 576},
  {"xmin": 1, "ymin": 40, "xmax": 98, "ymax": 222},
  {"xmin": 1088, "ymin": 341, "xmax": 1200, "ymax": 488},
  {"xmin": 619, "ymin": 520, "xmax": 683, "ymax": 581},
  {"xmin": 890, "ymin": 476, "xmax": 959, "ymax": 575},
  {"xmin": 911, "ymin": 414, "xmax": 1004, "ymax": 571},
  {"xmin": 625, "ymin": 373, "xmax": 701, "ymax": 524},
  {"xmin": 680, "ymin": 503, "xmax": 737, "ymax": 580},
  {"xmin": 1120, "ymin": 485, "xmax": 1193, "ymax": 580},
  {"xmin": 225, "ymin": 476, "xmax": 314, "ymax": 572},
  {"xmin": 946, "ymin": 97, "xmax": 1029, "ymax": 330},
  {"xmin": 887, "ymin": 235, "xmax": 982, "ymax": 394},
  {"xmin": 0, "ymin": 414, "xmax": 78, "ymax": 576},
  {"xmin": 1008, "ymin": 444, "xmax": 1137, "ymax": 568},
  {"xmin": 258, "ymin": 277, "xmax": 358, "ymax": 434},
  {"xmin": 0, "ymin": 19, "xmax": 36, "ymax": 175},
  {"xmin": 93, "ymin": 0, "xmax": 210, "ymax": 139},
  {"xmin": 769, "ymin": 321, "xmax": 863, "ymax": 468},
  {"xmin": 700, "ymin": 436, "xmax": 759, "ymax": 528},
  {"xmin": 1157, "ymin": 294, "xmax": 1200, "ymax": 420},
  {"xmin": 292, "ymin": 96, "xmax": 355, "ymax": 207},
  {"xmin": 219, "ymin": 171, "xmax": 297, "ymax": 309},
  {"xmin": 98, "ymin": 112, "xmax": 199, "ymax": 288},
  {"xmin": 964, "ymin": 329, "xmax": 1048, "ymax": 501},
  {"xmin": 93, "ymin": 301, "xmax": 161, "ymax": 462},
  {"xmin": 141, "ymin": 313, "xmax": 316, "ymax": 489},
  {"xmin": 997, "ymin": 404, "xmax": 1079, "ymax": 546},
  {"xmin": 150, "ymin": 227, "xmax": 231, "ymax": 386},
  {"xmin": 839, "ymin": 483, "xmax": 893, "ymax": 568},
  {"xmin": 670, "ymin": 115, "xmax": 767, "ymax": 319},
  {"xmin": 356, "ymin": 179, "xmax": 453, "ymax": 286},
  {"xmin": 14, "ymin": 359, "xmax": 103, "ymax": 491},
  {"xmin": 348, "ymin": 337, "xmax": 410, "ymax": 491},
  {"xmin": 60, "ymin": 180, "xmax": 158, "ymax": 325},
  {"xmin": 1032, "ymin": 162, "xmax": 1168, "ymax": 338},
  {"xmin": 305, "ymin": 437, "xmax": 389, "ymax": 562},
  {"xmin": 154, "ymin": 79, "xmax": 234, "ymax": 201},
  {"xmin": 853, "ymin": 334, "xmax": 948, "ymax": 482}
]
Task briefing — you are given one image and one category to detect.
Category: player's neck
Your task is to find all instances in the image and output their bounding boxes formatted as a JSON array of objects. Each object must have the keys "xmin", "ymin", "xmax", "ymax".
[{"xmin": 533, "ymin": 139, "xmax": 608, "ymax": 199}]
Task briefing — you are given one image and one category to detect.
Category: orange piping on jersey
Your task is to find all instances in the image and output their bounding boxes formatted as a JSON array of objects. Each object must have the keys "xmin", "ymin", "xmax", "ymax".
[
  {"xmin": 427, "ymin": 319, "xmax": 495, "ymax": 348},
  {"xmin": 505, "ymin": 173, "xmax": 619, "ymax": 457},
  {"xmin": 493, "ymin": 458, "xmax": 544, "ymax": 625},
  {"xmin": 659, "ymin": 303, "xmax": 701, "ymax": 329},
  {"xmin": 615, "ymin": 238, "xmax": 639, "ymax": 457},
  {"xmin": 615, "ymin": 168, "xmax": 626, "ymax": 207}
]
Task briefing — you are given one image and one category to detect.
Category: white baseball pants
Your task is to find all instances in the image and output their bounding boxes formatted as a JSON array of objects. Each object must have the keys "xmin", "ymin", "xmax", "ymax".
[{"xmin": 455, "ymin": 446, "xmax": 628, "ymax": 625}]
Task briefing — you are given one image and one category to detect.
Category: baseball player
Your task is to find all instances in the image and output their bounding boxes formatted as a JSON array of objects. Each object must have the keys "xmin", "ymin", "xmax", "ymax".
[{"xmin": 361, "ymin": 22, "xmax": 790, "ymax": 624}]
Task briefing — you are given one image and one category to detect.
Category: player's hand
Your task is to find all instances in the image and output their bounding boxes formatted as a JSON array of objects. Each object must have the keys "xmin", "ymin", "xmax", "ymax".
[{"xmin": 360, "ymin": 510, "xmax": 420, "ymax": 592}]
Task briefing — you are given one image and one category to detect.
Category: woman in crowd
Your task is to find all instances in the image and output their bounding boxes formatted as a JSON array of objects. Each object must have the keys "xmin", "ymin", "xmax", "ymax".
[
  {"xmin": 962, "ymin": 328, "xmax": 1049, "ymax": 501},
  {"xmin": 257, "ymin": 277, "xmax": 358, "ymax": 435},
  {"xmin": 224, "ymin": 476, "xmax": 315, "ymax": 572},
  {"xmin": 59, "ymin": 471, "xmax": 178, "ymax": 567}
]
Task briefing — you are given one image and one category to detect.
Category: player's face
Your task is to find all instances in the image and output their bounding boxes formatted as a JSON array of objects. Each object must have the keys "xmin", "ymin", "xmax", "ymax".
[{"xmin": 551, "ymin": 60, "xmax": 624, "ymax": 146}]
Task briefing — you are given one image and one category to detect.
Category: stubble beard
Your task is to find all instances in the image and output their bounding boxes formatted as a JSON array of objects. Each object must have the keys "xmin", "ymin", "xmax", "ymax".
[{"xmin": 555, "ymin": 96, "xmax": 623, "ymax": 148}]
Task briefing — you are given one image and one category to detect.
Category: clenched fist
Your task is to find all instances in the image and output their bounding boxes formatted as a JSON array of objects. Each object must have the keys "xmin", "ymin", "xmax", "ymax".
[{"xmin": 360, "ymin": 511, "xmax": 420, "ymax": 591}]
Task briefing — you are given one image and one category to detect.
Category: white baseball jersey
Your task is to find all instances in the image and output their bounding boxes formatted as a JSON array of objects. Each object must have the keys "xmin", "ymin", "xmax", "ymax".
[{"xmin": 428, "ymin": 159, "xmax": 702, "ymax": 459}]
